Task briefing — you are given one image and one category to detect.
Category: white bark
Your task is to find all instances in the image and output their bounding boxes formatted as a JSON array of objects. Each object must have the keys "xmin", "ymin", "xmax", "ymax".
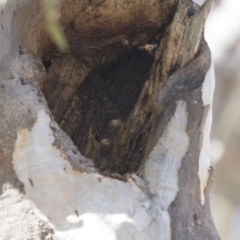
[{"xmin": 0, "ymin": 0, "xmax": 219, "ymax": 239}]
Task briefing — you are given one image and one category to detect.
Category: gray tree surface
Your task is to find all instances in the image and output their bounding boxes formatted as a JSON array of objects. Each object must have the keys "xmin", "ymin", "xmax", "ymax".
[{"xmin": 0, "ymin": 0, "xmax": 219, "ymax": 239}]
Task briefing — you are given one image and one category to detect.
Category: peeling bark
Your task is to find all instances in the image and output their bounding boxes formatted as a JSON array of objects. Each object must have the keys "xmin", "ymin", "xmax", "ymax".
[{"xmin": 0, "ymin": 0, "xmax": 219, "ymax": 239}]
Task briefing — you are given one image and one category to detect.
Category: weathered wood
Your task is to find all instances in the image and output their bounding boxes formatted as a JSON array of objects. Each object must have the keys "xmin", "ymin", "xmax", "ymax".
[
  {"xmin": 41, "ymin": 0, "xmax": 179, "ymax": 174},
  {"xmin": 41, "ymin": 0, "xmax": 212, "ymax": 176}
]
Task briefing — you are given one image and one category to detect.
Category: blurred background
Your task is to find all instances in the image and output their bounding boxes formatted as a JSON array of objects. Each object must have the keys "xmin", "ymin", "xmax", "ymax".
[{"xmin": 205, "ymin": 1, "xmax": 240, "ymax": 239}]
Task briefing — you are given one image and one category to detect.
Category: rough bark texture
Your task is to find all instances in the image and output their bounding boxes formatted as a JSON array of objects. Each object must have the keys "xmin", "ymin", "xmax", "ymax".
[{"xmin": 0, "ymin": 0, "xmax": 219, "ymax": 239}]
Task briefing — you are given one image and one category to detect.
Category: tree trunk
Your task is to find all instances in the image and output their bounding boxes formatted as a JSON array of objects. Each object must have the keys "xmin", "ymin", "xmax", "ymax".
[{"xmin": 0, "ymin": 0, "xmax": 219, "ymax": 239}]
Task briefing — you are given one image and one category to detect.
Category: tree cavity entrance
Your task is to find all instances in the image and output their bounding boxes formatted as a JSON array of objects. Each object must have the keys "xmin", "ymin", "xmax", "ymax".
[{"xmin": 42, "ymin": 48, "xmax": 153, "ymax": 174}]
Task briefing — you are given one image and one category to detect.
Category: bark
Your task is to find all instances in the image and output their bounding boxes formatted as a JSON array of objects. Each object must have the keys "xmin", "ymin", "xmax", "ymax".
[{"xmin": 0, "ymin": 0, "xmax": 219, "ymax": 239}]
